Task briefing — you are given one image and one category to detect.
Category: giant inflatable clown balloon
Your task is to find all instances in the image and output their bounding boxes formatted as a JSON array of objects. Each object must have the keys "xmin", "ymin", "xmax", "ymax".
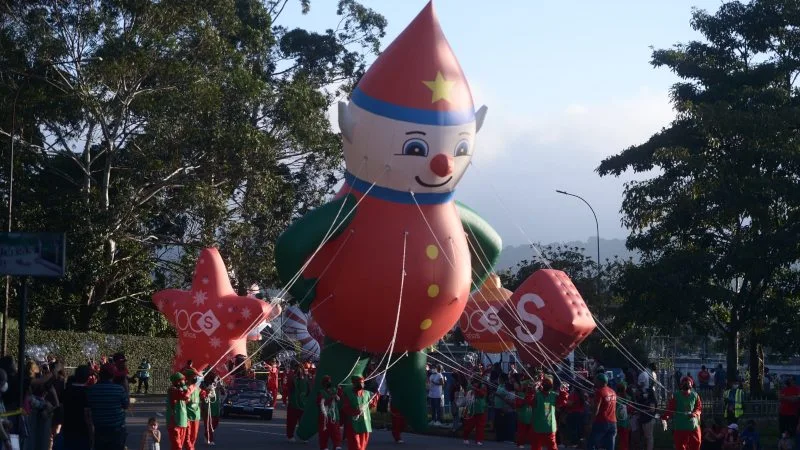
[
  {"xmin": 153, "ymin": 248, "xmax": 281, "ymax": 374},
  {"xmin": 275, "ymin": 2, "xmax": 501, "ymax": 437}
]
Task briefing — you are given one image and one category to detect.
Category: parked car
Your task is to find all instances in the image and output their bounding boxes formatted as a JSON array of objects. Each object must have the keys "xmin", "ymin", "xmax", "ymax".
[{"xmin": 222, "ymin": 378, "xmax": 274, "ymax": 420}]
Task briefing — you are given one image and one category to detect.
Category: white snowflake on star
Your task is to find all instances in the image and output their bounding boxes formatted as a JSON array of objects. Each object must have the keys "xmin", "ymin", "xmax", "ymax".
[
  {"xmin": 202, "ymin": 276, "xmax": 209, "ymax": 285},
  {"xmin": 216, "ymin": 302, "xmax": 223, "ymax": 309},
  {"xmin": 193, "ymin": 290, "xmax": 207, "ymax": 306},
  {"xmin": 241, "ymin": 307, "xmax": 252, "ymax": 319},
  {"xmin": 209, "ymin": 337, "xmax": 222, "ymax": 349},
  {"xmin": 175, "ymin": 345, "xmax": 182, "ymax": 356},
  {"xmin": 156, "ymin": 300, "xmax": 165, "ymax": 310},
  {"xmin": 226, "ymin": 323, "xmax": 235, "ymax": 330}
]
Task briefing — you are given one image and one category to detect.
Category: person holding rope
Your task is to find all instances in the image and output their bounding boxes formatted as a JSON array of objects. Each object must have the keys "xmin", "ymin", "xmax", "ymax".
[
  {"xmin": 182, "ymin": 368, "xmax": 202, "ymax": 450},
  {"xmin": 462, "ymin": 379, "xmax": 488, "ymax": 446},
  {"xmin": 200, "ymin": 372, "xmax": 222, "ymax": 446},
  {"xmin": 530, "ymin": 375, "xmax": 569, "ymax": 450},
  {"xmin": 165, "ymin": 372, "xmax": 193, "ymax": 450},
  {"xmin": 286, "ymin": 364, "xmax": 310, "ymax": 442},
  {"xmin": 341, "ymin": 375, "xmax": 379, "ymax": 450},
  {"xmin": 513, "ymin": 382, "xmax": 535, "ymax": 448},
  {"xmin": 317, "ymin": 376, "xmax": 342, "ymax": 450},
  {"xmin": 267, "ymin": 359, "xmax": 280, "ymax": 408},
  {"xmin": 662, "ymin": 376, "xmax": 703, "ymax": 450},
  {"xmin": 587, "ymin": 373, "xmax": 617, "ymax": 450}
]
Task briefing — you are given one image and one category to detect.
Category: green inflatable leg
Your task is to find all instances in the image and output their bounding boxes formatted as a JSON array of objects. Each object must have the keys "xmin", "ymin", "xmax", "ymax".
[
  {"xmin": 386, "ymin": 351, "xmax": 429, "ymax": 432},
  {"xmin": 295, "ymin": 339, "xmax": 369, "ymax": 440}
]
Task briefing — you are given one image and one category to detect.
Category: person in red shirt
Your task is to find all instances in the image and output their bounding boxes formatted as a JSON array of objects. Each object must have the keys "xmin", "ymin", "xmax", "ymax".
[
  {"xmin": 698, "ymin": 366, "xmax": 711, "ymax": 390},
  {"xmin": 779, "ymin": 378, "xmax": 800, "ymax": 435},
  {"xmin": 587, "ymin": 373, "xmax": 617, "ymax": 450}
]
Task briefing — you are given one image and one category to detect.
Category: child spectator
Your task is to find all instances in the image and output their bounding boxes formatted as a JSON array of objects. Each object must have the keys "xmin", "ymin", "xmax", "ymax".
[
  {"xmin": 140, "ymin": 417, "xmax": 161, "ymax": 450},
  {"xmin": 739, "ymin": 420, "xmax": 760, "ymax": 450},
  {"xmin": 723, "ymin": 424, "xmax": 741, "ymax": 450}
]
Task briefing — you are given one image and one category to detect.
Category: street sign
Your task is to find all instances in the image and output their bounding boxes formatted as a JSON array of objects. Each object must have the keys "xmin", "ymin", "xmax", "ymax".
[{"xmin": 0, "ymin": 232, "xmax": 65, "ymax": 277}]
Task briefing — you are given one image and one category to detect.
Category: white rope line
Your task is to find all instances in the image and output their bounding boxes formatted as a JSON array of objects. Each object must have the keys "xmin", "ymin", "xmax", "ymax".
[{"xmin": 374, "ymin": 231, "xmax": 408, "ymax": 391}]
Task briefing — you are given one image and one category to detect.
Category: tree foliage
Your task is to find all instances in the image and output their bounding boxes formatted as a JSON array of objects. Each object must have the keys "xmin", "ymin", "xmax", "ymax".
[
  {"xmin": 0, "ymin": 0, "xmax": 386, "ymax": 334},
  {"xmin": 598, "ymin": 0, "xmax": 800, "ymax": 380}
]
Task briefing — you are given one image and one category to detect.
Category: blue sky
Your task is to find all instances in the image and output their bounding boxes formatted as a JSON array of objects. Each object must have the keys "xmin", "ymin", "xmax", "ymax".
[{"xmin": 278, "ymin": 0, "xmax": 722, "ymax": 246}]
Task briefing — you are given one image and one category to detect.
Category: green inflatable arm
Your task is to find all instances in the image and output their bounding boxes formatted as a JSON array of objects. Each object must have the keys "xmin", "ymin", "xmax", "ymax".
[
  {"xmin": 456, "ymin": 201, "xmax": 502, "ymax": 290},
  {"xmin": 275, "ymin": 194, "xmax": 357, "ymax": 310}
]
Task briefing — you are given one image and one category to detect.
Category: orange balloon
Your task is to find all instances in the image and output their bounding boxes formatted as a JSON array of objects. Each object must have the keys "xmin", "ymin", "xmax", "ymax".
[{"xmin": 458, "ymin": 274, "xmax": 515, "ymax": 353}]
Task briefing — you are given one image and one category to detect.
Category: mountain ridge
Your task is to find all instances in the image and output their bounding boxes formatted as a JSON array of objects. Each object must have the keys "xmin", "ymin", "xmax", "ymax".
[{"xmin": 495, "ymin": 237, "xmax": 639, "ymax": 271}]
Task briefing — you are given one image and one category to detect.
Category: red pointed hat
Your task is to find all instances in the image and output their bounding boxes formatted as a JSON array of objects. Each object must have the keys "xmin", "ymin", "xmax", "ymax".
[{"xmin": 352, "ymin": 1, "xmax": 475, "ymax": 126}]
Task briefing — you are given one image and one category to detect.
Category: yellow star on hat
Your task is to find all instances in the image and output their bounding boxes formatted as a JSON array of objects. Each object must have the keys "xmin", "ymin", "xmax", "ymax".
[{"xmin": 422, "ymin": 71, "xmax": 456, "ymax": 103}]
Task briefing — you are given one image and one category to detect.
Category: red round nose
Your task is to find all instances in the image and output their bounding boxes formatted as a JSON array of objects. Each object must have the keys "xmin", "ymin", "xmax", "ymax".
[{"xmin": 430, "ymin": 154, "xmax": 454, "ymax": 178}]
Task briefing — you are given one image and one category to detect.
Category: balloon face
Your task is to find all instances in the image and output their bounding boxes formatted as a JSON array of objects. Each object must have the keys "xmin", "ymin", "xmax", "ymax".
[
  {"xmin": 342, "ymin": 103, "xmax": 476, "ymax": 194},
  {"xmin": 153, "ymin": 248, "xmax": 281, "ymax": 373},
  {"xmin": 459, "ymin": 274, "xmax": 515, "ymax": 353},
  {"xmin": 499, "ymin": 269, "xmax": 595, "ymax": 366}
]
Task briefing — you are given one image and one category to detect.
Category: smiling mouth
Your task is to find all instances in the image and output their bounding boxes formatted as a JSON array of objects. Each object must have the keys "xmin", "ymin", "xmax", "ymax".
[{"xmin": 415, "ymin": 176, "xmax": 452, "ymax": 188}]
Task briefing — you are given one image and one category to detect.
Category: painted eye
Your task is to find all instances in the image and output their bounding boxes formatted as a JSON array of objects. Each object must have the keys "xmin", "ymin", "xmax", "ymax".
[
  {"xmin": 454, "ymin": 139, "xmax": 470, "ymax": 157},
  {"xmin": 402, "ymin": 138, "xmax": 429, "ymax": 157}
]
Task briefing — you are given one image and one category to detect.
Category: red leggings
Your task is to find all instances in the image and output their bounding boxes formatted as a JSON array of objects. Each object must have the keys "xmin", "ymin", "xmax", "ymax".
[
  {"xmin": 346, "ymin": 431, "xmax": 369, "ymax": 450},
  {"xmin": 287, "ymin": 407, "xmax": 304, "ymax": 438},
  {"xmin": 516, "ymin": 423, "xmax": 532, "ymax": 446},
  {"xmin": 318, "ymin": 418, "xmax": 341, "ymax": 450},
  {"xmin": 617, "ymin": 427, "xmax": 630, "ymax": 450},
  {"xmin": 269, "ymin": 386, "xmax": 278, "ymax": 405},
  {"xmin": 204, "ymin": 417, "xmax": 220, "ymax": 443},
  {"xmin": 391, "ymin": 413, "xmax": 406, "ymax": 442},
  {"xmin": 185, "ymin": 420, "xmax": 199, "ymax": 450},
  {"xmin": 674, "ymin": 428, "xmax": 702, "ymax": 450},
  {"xmin": 169, "ymin": 426, "xmax": 187, "ymax": 450},
  {"xmin": 463, "ymin": 413, "xmax": 487, "ymax": 443},
  {"xmin": 531, "ymin": 431, "xmax": 558, "ymax": 450}
]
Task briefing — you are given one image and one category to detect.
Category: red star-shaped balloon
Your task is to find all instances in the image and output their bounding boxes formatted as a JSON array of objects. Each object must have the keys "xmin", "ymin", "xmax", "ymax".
[{"xmin": 153, "ymin": 248, "xmax": 281, "ymax": 373}]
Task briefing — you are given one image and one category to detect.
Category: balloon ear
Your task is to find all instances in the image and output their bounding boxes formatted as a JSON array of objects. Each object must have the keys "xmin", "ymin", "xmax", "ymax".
[
  {"xmin": 339, "ymin": 100, "xmax": 355, "ymax": 143},
  {"xmin": 475, "ymin": 105, "xmax": 488, "ymax": 133}
]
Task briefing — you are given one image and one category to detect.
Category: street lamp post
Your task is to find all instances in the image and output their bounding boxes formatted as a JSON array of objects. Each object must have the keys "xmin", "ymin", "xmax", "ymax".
[{"xmin": 555, "ymin": 190, "xmax": 601, "ymax": 283}]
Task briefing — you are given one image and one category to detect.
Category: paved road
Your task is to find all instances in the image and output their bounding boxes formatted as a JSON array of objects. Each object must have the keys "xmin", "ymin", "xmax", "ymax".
[{"xmin": 124, "ymin": 398, "xmax": 515, "ymax": 450}]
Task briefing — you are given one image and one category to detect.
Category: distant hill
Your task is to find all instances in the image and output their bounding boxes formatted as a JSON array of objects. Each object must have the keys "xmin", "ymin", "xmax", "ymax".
[{"xmin": 495, "ymin": 237, "xmax": 639, "ymax": 271}]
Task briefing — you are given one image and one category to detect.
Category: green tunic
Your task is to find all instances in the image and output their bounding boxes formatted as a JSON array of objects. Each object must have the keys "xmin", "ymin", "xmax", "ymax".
[
  {"xmin": 289, "ymin": 377, "xmax": 310, "ymax": 410},
  {"xmin": 532, "ymin": 391, "xmax": 558, "ymax": 433},
  {"xmin": 320, "ymin": 388, "xmax": 340, "ymax": 423},
  {"xmin": 344, "ymin": 387, "xmax": 374, "ymax": 433},
  {"xmin": 673, "ymin": 391, "xmax": 700, "ymax": 431},
  {"xmin": 516, "ymin": 394, "xmax": 533, "ymax": 425},
  {"xmin": 187, "ymin": 386, "xmax": 201, "ymax": 421},
  {"xmin": 468, "ymin": 391, "xmax": 487, "ymax": 416},
  {"xmin": 616, "ymin": 395, "xmax": 630, "ymax": 429},
  {"xmin": 166, "ymin": 388, "xmax": 188, "ymax": 428}
]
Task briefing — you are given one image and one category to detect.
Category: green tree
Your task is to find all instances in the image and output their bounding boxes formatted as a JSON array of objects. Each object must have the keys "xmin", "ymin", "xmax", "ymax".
[
  {"xmin": 0, "ymin": 0, "xmax": 386, "ymax": 334},
  {"xmin": 598, "ymin": 0, "xmax": 800, "ymax": 386}
]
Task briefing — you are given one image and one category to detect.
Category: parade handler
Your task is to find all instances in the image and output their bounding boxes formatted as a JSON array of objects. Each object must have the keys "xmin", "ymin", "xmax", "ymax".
[
  {"xmin": 165, "ymin": 372, "xmax": 194, "ymax": 450},
  {"xmin": 531, "ymin": 375, "xmax": 569, "ymax": 450},
  {"xmin": 662, "ymin": 376, "xmax": 703, "ymax": 450},
  {"xmin": 342, "ymin": 376, "xmax": 380, "ymax": 450},
  {"xmin": 183, "ymin": 368, "xmax": 202, "ymax": 450},
  {"xmin": 318, "ymin": 375, "xmax": 342, "ymax": 450}
]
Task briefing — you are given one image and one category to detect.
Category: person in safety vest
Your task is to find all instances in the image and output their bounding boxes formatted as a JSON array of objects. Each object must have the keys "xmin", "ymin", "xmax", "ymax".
[
  {"xmin": 662, "ymin": 376, "xmax": 703, "ymax": 450},
  {"xmin": 723, "ymin": 380, "xmax": 744, "ymax": 425},
  {"xmin": 531, "ymin": 375, "xmax": 569, "ymax": 450},
  {"xmin": 341, "ymin": 375, "xmax": 379, "ymax": 450},
  {"xmin": 165, "ymin": 372, "xmax": 194, "ymax": 450},
  {"xmin": 317, "ymin": 375, "xmax": 342, "ymax": 450}
]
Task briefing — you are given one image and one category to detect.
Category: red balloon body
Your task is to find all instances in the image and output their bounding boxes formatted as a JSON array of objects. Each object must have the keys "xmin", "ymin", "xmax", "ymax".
[
  {"xmin": 499, "ymin": 269, "xmax": 595, "ymax": 366},
  {"xmin": 304, "ymin": 184, "xmax": 471, "ymax": 354},
  {"xmin": 459, "ymin": 274, "xmax": 515, "ymax": 353},
  {"xmin": 153, "ymin": 248, "xmax": 281, "ymax": 374}
]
